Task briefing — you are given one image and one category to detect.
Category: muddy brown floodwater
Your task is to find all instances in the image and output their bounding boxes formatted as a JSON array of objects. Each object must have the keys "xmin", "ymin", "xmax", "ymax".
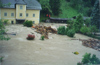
[{"xmin": 0, "ymin": 23, "xmax": 100, "ymax": 65}]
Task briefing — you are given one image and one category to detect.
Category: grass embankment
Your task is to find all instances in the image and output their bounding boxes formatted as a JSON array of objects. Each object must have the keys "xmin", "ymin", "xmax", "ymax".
[{"xmin": 58, "ymin": 0, "xmax": 78, "ymax": 18}]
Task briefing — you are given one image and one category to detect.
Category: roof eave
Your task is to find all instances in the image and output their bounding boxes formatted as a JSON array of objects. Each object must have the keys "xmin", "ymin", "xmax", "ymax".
[{"xmin": 15, "ymin": 3, "xmax": 27, "ymax": 5}]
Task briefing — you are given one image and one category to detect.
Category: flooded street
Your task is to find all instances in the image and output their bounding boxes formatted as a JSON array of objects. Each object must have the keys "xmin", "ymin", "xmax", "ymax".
[{"xmin": 0, "ymin": 24, "xmax": 100, "ymax": 65}]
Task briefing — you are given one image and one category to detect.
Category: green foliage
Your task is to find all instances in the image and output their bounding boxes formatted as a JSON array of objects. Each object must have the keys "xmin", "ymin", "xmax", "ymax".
[
  {"xmin": 65, "ymin": 27, "xmax": 69, "ymax": 35},
  {"xmin": 37, "ymin": 0, "xmax": 40, "ymax": 2},
  {"xmin": 82, "ymin": 53, "xmax": 91, "ymax": 64},
  {"xmin": 70, "ymin": 0, "xmax": 83, "ymax": 9},
  {"xmin": 0, "ymin": 57, "xmax": 4, "ymax": 62},
  {"xmin": 49, "ymin": 0, "xmax": 61, "ymax": 15},
  {"xmin": 89, "ymin": 25, "xmax": 98, "ymax": 34},
  {"xmin": 39, "ymin": 0, "xmax": 52, "ymax": 14},
  {"xmin": 59, "ymin": 1, "xmax": 78, "ymax": 18},
  {"xmin": 84, "ymin": 18, "xmax": 91, "ymax": 27},
  {"xmin": 90, "ymin": 54, "xmax": 100, "ymax": 64},
  {"xmin": 67, "ymin": 29, "xmax": 75, "ymax": 37},
  {"xmin": 23, "ymin": 20, "xmax": 33, "ymax": 27},
  {"xmin": 4, "ymin": 20, "xmax": 9, "ymax": 24},
  {"xmin": 57, "ymin": 26, "xmax": 66, "ymax": 35},
  {"xmin": 73, "ymin": 14, "xmax": 84, "ymax": 32},
  {"xmin": 83, "ymin": 0, "xmax": 95, "ymax": 7},
  {"xmin": 67, "ymin": 20, "xmax": 74, "ymax": 29},
  {"xmin": 77, "ymin": 62, "xmax": 83, "ymax": 65},
  {"xmin": 0, "ymin": 1, "xmax": 3, "ymax": 7},
  {"xmin": 41, "ymin": 35, "xmax": 44, "ymax": 40},
  {"xmin": 65, "ymin": 20, "xmax": 74, "ymax": 35},
  {"xmin": 77, "ymin": 53, "xmax": 100, "ymax": 65},
  {"xmin": 0, "ymin": 19, "xmax": 10, "ymax": 40},
  {"xmin": 40, "ymin": 0, "xmax": 95, "ymax": 19},
  {"xmin": 0, "ymin": 1, "xmax": 11, "ymax": 7},
  {"xmin": 66, "ymin": 0, "xmax": 70, "ymax": 2},
  {"xmin": 80, "ymin": 26, "xmax": 90, "ymax": 34},
  {"xmin": 91, "ymin": 0, "xmax": 99, "ymax": 29},
  {"xmin": 80, "ymin": 25, "xmax": 98, "ymax": 35},
  {"xmin": 57, "ymin": 24, "xmax": 75, "ymax": 37}
]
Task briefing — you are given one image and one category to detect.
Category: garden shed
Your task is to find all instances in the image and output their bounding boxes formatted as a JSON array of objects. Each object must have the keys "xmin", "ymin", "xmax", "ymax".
[{"xmin": 49, "ymin": 17, "xmax": 69, "ymax": 23}]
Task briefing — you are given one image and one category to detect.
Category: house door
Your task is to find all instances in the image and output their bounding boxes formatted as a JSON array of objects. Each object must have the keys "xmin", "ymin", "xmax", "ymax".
[
  {"xmin": 16, "ymin": 19, "xmax": 25, "ymax": 24},
  {"xmin": 11, "ymin": 21, "xmax": 14, "ymax": 24}
]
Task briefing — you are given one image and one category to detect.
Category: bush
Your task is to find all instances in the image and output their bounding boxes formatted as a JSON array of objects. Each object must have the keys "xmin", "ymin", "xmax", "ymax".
[
  {"xmin": 84, "ymin": 18, "xmax": 91, "ymax": 27},
  {"xmin": 57, "ymin": 26, "xmax": 66, "ymax": 35},
  {"xmin": 77, "ymin": 62, "xmax": 83, "ymax": 65},
  {"xmin": 0, "ymin": 19, "xmax": 10, "ymax": 40},
  {"xmin": 67, "ymin": 20, "xmax": 74, "ymax": 24},
  {"xmin": 82, "ymin": 53, "xmax": 91, "ymax": 64},
  {"xmin": 4, "ymin": 20, "xmax": 9, "ymax": 24},
  {"xmin": 77, "ymin": 53, "xmax": 100, "ymax": 65},
  {"xmin": 40, "ymin": 35, "xmax": 44, "ymax": 40},
  {"xmin": 80, "ymin": 26, "xmax": 90, "ymax": 34},
  {"xmin": 65, "ymin": 27, "xmax": 69, "ymax": 35},
  {"xmin": 73, "ymin": 14, "xmax": 84, "ymax": 32},
  {"xmin": 67, "ymin": 29, "xmax": 75, "ymax": 37},
  {"xmin": 26, "ymin": 34, "xmax": 35, "ymax": 40},
  {"xmin": 23, "ymin": 20, "xmax": 33, "ymax": 27},
  {"xmin": 89, "ymin": 25, "xmax": 98, "ymax": 34}
]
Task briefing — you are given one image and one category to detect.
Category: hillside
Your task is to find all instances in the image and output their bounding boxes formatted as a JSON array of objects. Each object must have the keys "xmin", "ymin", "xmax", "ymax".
[
  {"xmin": 39, "ymin": 0, "xmax": 94, "ymax": 21},
  {"xmin": 53, "ymin": 0, "xmax": 78, "ymax": 18}
]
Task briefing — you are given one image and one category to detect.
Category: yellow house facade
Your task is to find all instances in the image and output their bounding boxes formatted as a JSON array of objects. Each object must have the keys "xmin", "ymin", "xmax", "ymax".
[{"xmin": 0, "ymin": 0, "xmax": 42, "ymax": 24}]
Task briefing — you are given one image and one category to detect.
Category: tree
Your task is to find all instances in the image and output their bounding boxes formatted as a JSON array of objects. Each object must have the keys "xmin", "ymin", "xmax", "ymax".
[
  {"xmin": 91, "ymin": 0, "xmax": 99, "ymax": 29},
  {"xmin": 66, "ymin": 0, "xmax": 70, "ymax": 2},
  {"xmin": 0, "ymin": 19, "xmax": 10, "ymax": 40},
  {"xmin": 0, "ymin": 0, "xmax": 11, "ymax": 7},
  {"xmin": 73, "ymin": 14, "xmax": 84, "ymax": 32},
  {"xmin": 37, "ymin": 0, "xmax": 40, "ymax": 2},
  {"xmin": 91, "ymin": 0, "xmax": 96, "ymax": 6},
  {"xmin": 39, "ymin": 0, "xmax": 52, "ymax": 15},
  {"xmin": 49, "ymin": 0, "xmax": 61, "ymax": 16}
]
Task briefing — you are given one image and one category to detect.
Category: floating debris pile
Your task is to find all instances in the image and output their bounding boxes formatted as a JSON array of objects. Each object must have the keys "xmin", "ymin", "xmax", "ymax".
[
  {"xmin": 33, "ymin": 25, "xmax": 57, "ymax": 39},
  {"xmin": 80, "ymin": 39, "xmax": 100, "ymax": 51}
]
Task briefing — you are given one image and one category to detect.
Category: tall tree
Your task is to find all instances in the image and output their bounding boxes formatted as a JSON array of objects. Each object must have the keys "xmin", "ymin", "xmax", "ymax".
[
  {"xmin": 0, "ymin": 1, "xmax": 10, "ymax": 40},
  {"xmin": 39, "ymin": 0, "xmax": 52, "ymax": 15},
  {"xmin": 37, "ymin": 0, "xmax": 40, "ymax": 2},
  {"xmin": 91, "ymin": 0, "xmax": 99, "ymax": 29},
  {"xmin": 49, "ymin": 0, "xmax": 61, "ymax": 16},
  {"xmin": 0, "ymin": 20, "xmax": 10, "ymax": 40}
]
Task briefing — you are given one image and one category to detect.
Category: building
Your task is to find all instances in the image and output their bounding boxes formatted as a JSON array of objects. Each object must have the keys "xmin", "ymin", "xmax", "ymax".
[
  {"xmin": 49, "ymin": 17, "xmax": 69, "ymax": 23},
  {"xmin": 0, "ymin": 0, "xmax": 42, "ymax": 24}
]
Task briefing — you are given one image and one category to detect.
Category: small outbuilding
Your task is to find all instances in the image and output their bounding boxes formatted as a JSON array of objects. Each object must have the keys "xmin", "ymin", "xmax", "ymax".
[{"xmin": 49, "ymin": 17, "xmax": 69, "ymax": 23}]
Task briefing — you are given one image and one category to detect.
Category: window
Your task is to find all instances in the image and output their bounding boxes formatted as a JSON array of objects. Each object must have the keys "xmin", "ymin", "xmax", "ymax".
[
  {"xmin": 11, "ymin": 13, "xmax": 14, "ymax": 17},
  {"xmin": 4, "ymin": 13, "xmax": 7, "ymax": 16},
  {"xmin": 20, "ymin": 5, "xmax": 23, "ymax": 9},
  {"xmin": 20, "ymin": 13, "xmax": 22, "ymax": 17},
  {"xmin": 33, "ymin": 14, "xmax": 35, "ymax": 17},
  {"xmin": 26, "ymin": 13, "xmax": 28, "ymax": 17}
]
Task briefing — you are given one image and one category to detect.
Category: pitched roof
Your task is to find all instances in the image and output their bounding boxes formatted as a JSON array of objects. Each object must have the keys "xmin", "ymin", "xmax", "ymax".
[
  {"xmin": 16, "ymin": 0, "xmax": 26, "ymax": 5},
  {"xmin": 0, "ymin": 0, "xmax": 42, "ymax": 10},
  {"xmin": 49, "ymin": 17, "xmax": 69, "ymax": 20}
]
